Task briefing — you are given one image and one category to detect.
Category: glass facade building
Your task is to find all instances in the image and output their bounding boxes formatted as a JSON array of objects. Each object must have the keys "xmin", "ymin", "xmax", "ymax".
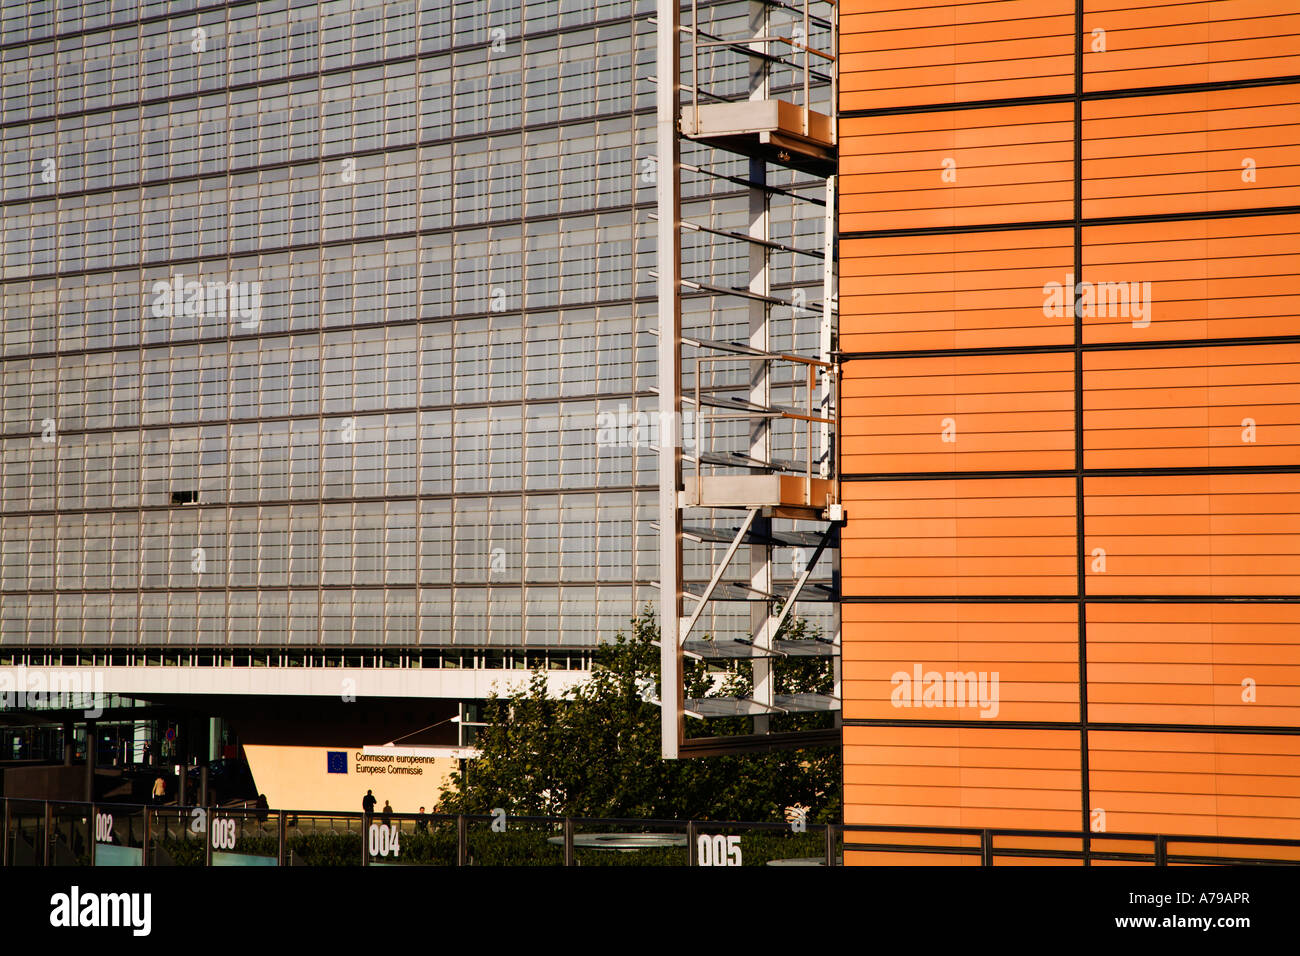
[{"xmin": 0, "ymin": 0, "xmax": 830, "ymax": 665}]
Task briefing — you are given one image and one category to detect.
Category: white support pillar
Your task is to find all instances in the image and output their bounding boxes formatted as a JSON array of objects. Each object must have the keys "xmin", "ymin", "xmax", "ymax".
[
  {"xmin": 657, "ymin": 0, "xmax": 684, "ymax": 759},
  {"xmin": 820, "ymin": 174, "xmax": 836, "ymax": 478}
]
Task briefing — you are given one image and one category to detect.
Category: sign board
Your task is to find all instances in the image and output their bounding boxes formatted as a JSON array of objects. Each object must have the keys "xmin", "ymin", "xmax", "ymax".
[{"xmin": 94, "ymin": 844, "xmax": 142, "ymax": 867}]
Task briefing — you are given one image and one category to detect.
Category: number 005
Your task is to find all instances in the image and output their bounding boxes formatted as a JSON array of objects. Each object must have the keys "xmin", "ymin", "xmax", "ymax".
[{"xmin": 697, "ymin": 834, "xmax": 741, "ymax": 866}]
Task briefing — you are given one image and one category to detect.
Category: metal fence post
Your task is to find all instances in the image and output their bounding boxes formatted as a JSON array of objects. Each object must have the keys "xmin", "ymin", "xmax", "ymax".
[
  {"xmin": 980, "ymin": 829, "xmax": 993, "ymax": 866},
  {"xmin": 361, "ymin": 812, "xmax": 370, "ymax": 867},
  {"xmin": 2, "ymin": 798, "xmax": 9, "ymax": 867},
  {"xmin": 825, "ymin": 823, "xmax": 836, "ymax": 866},
  {"xmin": 88, "ymin": 803, "xmax": 96, "ymax": 867},
  {"xmin": 142, "ymin": 807, "xmax": 151, "ymax": 867},
  {"xmin": 1154, "ymin": 835, "xmax": 1167, "ymax": 867},
  {"xmin": 686, "ymin": 820, "xmax": 696, "ymax": 866},
  {"xmin": 205, "ymin": 811, "xmax": 214, "ymax": 867},
  {"xmin": 456, "ymin": 815, "xmax": 467, "ymax": 866},
  {"xmin": 563, "ymin": 817, "xmax": 574, "ymax": 866},
  {"xmin": 278, "ymin": 813, "xmax": 287, "ymax": 867}
]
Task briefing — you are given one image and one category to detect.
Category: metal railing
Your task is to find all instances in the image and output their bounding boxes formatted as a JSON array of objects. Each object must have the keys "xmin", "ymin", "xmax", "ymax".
[
  {"xmin": 6, "ymin": 796, "xmax": 1299, "ymax": 866},
  {"xmin": 1, "ymin": 797, "xmax": 840, "ymax": 867},
  {"xmin": 843, "ymin": 824, "xmax": 1300, "ymax": 866},
  {"xmin": 692, "ymin": 350, "xmax": 838, "ymax": 505},
  {"xmin": 688, "ymin": 0, "xmax": 838, "ymax": 137}
]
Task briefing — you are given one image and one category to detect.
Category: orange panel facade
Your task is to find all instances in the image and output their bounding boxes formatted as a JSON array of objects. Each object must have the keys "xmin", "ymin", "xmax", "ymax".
[{"xmin": 839, "ymin": 0, "xmax": 1300, "ymax": 861}]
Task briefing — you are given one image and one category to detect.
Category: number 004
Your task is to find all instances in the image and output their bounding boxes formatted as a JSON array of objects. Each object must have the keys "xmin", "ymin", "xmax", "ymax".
[{"xmin": 368, "ymin": 823, "xmax": 401, "ymax": 858}]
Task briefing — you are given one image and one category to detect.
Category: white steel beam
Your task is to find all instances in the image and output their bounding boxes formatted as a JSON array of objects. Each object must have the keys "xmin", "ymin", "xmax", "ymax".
[{"xmin": 657, "ymin": 0, "xmax": 684, "ymax": 759}]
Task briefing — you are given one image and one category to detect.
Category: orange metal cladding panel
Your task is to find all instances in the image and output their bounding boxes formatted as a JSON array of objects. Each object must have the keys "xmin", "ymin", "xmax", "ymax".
[
  {"xmin": 842, "ymin": 603, "xmax": 1079, "ymax": 722},
  {"xmin": 840, "ymin": 103, "xmax": 1074, "ymax": 232},
  {"xmin": 1082, "ymin": 0, "xmax": 1300, "ymax": 92},
  {"xmin": 840, "ymin": 230, "xmax": 1075, "ymax": 353},
  {"xmin": 1081, "ymin": 214, "xmax": 1300, "ymax": 345},
  {"xmin": 1085, "ymin": 472, "xmax": 1300, "ymax": 595},
  {"xmin": 844, "ymin": 724, "xmax": 1083, "ymax": 832},
  {"xmin": 1083, "ymin": 87, "xmax": 1300, "ymax": 219},
  {"xmin": 842, "ymin": 477, "xmax": 1077, "ymax": 596},
  {"xmin": 845, "ymin": 849, "xmax": 981, "ymax": 865},
  {"xmin": 1089, "ymin": 730, "xmax": 1300, "ymax": 840},
  {"xmin": 1087, "ymin": 603, "xmax": 1300, "ymax": 727},
  {"xmin": 840, "ymin": 0, "xmax": 1074, "ymax": 111},
  {"xmin": 842, "ymin": 352, "xmax": 1075, "ymax": 474},
  {"xmin": 1083, "ymin": 343, "xmax": 1300, "ymax": 470}
]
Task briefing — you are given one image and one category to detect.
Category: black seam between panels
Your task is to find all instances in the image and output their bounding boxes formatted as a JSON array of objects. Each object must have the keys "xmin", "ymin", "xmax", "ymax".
[
  {"xmin": 843, "ymin": 718, "xmax": 1300, "ymax": 736},
  {"xmin": 841, "ymin": 594, "xmax": 1300, "ymax": 603},
  {"xmin": 841, "ymin": 204, "xmax": 1300, "ymax": 240},
  {"xmin": 842, "ymin": 465, "xmax": 1300, "ymax": 482},
  {"xmin": 839, "ymin": 333, "xmax": 1300, "ymax": 361},
  {"xmin": 1073, "ymin": 0, "xmax": 1090, "ymax": 846},
  {"xmin": 839, "ymin": 73, "xmax": 1300, "ymax": 119}
]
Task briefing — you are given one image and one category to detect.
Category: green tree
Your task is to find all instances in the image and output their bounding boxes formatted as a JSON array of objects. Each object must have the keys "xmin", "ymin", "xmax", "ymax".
[{"xmin": 435, "ymin": 606, "xmax": 840, "ymax": 823}]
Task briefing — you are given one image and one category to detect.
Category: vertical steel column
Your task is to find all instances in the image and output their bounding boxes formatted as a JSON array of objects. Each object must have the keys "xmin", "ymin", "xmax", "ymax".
[
  {"xmin": 657, "ymin": 0, "xmax": 684, "ymax": 759},
  {"xmin": 42, "ymin": 801, "xmax": 52, "ymax": 866},
  {"xmin": 84, "ymin": 719, "xmax": 96, "ymax": 803},
  {"xmin": 823, "ymin": 173, "xmax": 842, "ymax": 713},
  {"xmin": 748, "ymin": 0, "xmax": 774, "ymax": 731}
]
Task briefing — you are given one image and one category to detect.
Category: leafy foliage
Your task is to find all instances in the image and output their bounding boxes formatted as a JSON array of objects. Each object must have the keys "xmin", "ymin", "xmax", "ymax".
[{"xmin": 435, "ymin": 606, "xmax": 840, "ymax": 823}]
